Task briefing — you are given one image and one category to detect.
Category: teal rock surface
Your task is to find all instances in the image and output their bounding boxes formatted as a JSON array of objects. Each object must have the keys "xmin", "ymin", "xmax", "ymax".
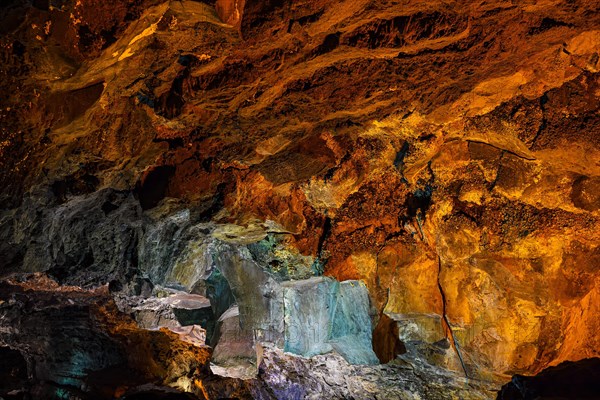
[
  {"xmin": 283, "ymin": 277, "xmax": 378, "ymax": 364},
  {"xmin": 330, "ymin": 281, "xmax": 379, "ymax": 365},
  {"xmin": 283, "ymin": 277, "xmax": 335, "ymax": 357}
]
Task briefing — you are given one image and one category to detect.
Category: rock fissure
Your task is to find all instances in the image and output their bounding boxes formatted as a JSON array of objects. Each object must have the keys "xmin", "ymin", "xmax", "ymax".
[
  {"xmin": 437, "ymin": 256, "xmax": 469, "ymax": 379},
  {"xmin": 529, "ymin": 93, "xmax": 549, "ymax": 149},
  {"xmin": 489, "ymin": 150, "xmax": 506, "ymax": 191}
]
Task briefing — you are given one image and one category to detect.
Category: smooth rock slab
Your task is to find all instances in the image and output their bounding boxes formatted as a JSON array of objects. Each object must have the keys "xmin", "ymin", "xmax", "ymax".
[
  {"xmin": 283, "ymin": 277, "xmax": 378, "ymax": 364},
  {"xmin": 283, "ymin": 277, "xmax": 335, "ymax": 357},
  {"xmin": 210, "ymin": 305, "xmax": 257, "ymax": 379}
]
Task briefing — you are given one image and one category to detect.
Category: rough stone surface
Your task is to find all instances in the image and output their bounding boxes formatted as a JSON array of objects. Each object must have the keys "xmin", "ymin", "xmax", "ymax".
[
  {"xmin": 1, "ymin": 0, "xmax": 600, "ymax": 398},
  {"xmin": 253, "ymin": 345, "xmax": 496, "ymax": 400},
  {"xmin": 1, "ymin": 188, "xmax": 142, "ymax": 286},
  {"xmin": 0, "ymin": 274, "xmax": 232, "ymax": 399}
]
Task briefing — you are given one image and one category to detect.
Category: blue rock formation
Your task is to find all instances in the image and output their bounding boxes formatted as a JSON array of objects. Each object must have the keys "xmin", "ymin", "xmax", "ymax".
[{"xmin": 283, "ymin": 277, "xmax": 378, "ymax": 365}]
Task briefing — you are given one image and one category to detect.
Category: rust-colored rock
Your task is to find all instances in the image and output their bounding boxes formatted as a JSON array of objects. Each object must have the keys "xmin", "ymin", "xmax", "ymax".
[{"xmin": 1, "ymin": 0, "xmax": 600, "ymax": 397}]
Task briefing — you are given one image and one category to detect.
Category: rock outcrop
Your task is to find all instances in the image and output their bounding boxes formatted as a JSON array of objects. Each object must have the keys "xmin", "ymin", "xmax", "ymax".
[{"xmin": 1, "ymin": 0, "xmax": 600, "ymax": 398}]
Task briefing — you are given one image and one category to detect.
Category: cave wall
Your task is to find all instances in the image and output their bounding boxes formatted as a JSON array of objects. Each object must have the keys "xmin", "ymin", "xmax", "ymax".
[{"xmin": 0, "ymin": 0, "xmax": 599, "ymax": 398}]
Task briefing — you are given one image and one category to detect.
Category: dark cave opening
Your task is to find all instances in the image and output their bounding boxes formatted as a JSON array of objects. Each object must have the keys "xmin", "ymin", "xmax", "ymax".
[
  {"xmin": 135, "ymin": 165, "xmax": 175, "ymax": 210},
  {"xmin": 498, "ymin": 358, "xmax": 600, "ymax": 400}
]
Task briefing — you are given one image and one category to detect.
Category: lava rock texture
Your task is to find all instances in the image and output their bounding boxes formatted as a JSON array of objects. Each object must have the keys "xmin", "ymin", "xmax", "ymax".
[{"xmin": 1, "ymin": 0, "xmax": 600, "ymax": 398}]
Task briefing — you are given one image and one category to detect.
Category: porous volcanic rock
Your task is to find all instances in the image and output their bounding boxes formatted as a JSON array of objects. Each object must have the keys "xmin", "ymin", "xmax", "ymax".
[{"xmin": 1, "ymin": 0, "xmax": 600, "ymax": 398}]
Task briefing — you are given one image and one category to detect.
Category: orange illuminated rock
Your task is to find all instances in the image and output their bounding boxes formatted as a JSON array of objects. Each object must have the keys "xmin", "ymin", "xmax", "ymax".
[
  {"xmin": 216, "ymin": 0, "xmax": 245, "ymax": 27},
  {"xmin": 1, "ymin": 0, "xmax": 600, "ymax": 395}
]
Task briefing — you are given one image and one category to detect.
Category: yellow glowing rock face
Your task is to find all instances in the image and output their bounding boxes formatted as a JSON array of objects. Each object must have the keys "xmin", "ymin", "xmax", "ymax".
[{"xmin": 323, "ymin": 99, "xmax": 600, "ymax": 380}]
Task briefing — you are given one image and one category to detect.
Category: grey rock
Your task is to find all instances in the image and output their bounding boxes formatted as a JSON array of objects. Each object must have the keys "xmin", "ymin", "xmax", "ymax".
[
  {"xmin": 214, "ymin": 243, "xmax": 285, "ymax": 347},
  {"xmin": 138, "ymin": 208, "xmax": 199, "ymax": 286},
  {"xmin": 251, "ymin": 345, "xmax": 496, "ymax": 400},
  {"xmin": 1, "ymin": 188, "xmax": 142, "ymax": 287},
  {"xmin": 137, "ymin": 206, "xmax": 235, "ymax": 329},
  {"xmin": 211, "ymin": 305, "xmax": 257, "ymax": 379},
  {"xmin": 49, "ymin": 190, "xmax": 141, "ymax": 286},
  {"xmin": 387, "ymin": 312, "xmax": 464, "ymax": 374},
  {"xmin": 130, "ymin": 291, "xmax": 212, "ymax": 331},
  {"xmin": 0, "ymin": 191, "xmax": 496, "ymax": 398}
]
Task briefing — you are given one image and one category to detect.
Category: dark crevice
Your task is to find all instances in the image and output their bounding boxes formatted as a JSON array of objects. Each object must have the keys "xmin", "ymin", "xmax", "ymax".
[
  {"xmin": 0, "ymin": 346, "xmax": 27, "ymax": 397},
  {"xmin": 156, "ymin": 70, "xmax": 188, "ymax": 119},
  {"xmin": 316, "ymin": 216, "xmax": 332, "ymax": 259},
  {"xmin": 201, "ymin": 157, "xmax": 214, "ymax": 172},
  {"xmin": 124, "ymin": 231, "xmax": 139, "ymax": 282},
  {"xmin": 344, "ymin": 11, "xmax": 468, "ymax": 49},
  {"xmin": 466, "ymin": 140, "xmax": 535, "ymax": 161},
  {"xmin": 153, "ymin": 136, "xmax": 185, "ymax": 150},
  {"xmin": 394, "ymin": 141, "xmax": 410, "ymax": 183},
  {"xmin": 489, "ymin": 150, "xmax": 506, "ymax": 191},
  {"xmin": 309, "ymin": 32, "xmax": 340, "ymax": 59},
  {"xmin": 99, "ymin": 27, "xmax": 118, "ymax": 49},
  {"xmin": 135, "ymin": 165, "xmax": 175, "ymax": 210},
  {"xmin": 51, "ymin": 173, "xmax": 100, "ymax": 204},
  {"xmin": 372, "ymin": 314, "xmax": 407, "ymax": 363},
  {"xmin": 101, "ymin": 201, "xmax": 119, "ymax": 215},
  {"xmin": 287, "ymin": 9, "xmax": 324, "ymax": 33},
  {"xmin": 405, "ymin": 183, "xmax": 433, "ymax": 220},
  {"xmin": 81, "ymin": 249, "xmax": 95, "ymax": 269},
  {"xmin": 437, "ymin": 256, "xmax": 469, "ymax": 378},
  {"xmin": 136, "ymin": 91, "xmax": 155, "ymax": 108},
  {"xmin": 312, "ymin": 216, "xmax": 332, "ymax": 274},
  {"xmin": 323, "ymin": 150, "xmax": 352, "ymax": 182},
  {"xmin": 48, "ymin": 263, "xmax": 69, "ymax": 283},
  {"xmin": 418, "ymin": 133, "xmax": 436, "ymax": 142},
  {"xmin": 529, "ymin": 93, "xmax": 548, "ymax": 149},
  {"xmin": 77, "ymin": 25, "xmax": 97, "ymax": 53},
  {"xmin": 197, "ymin": 182, "xmax": 227, "ymax": 222},
  {"xmin": 528, "ymin": 17, "xmax": 574, "ymax": 35},
  {"xmin": 374, "ymin": 245, "xmax": 389, "ymax": 311},
  {"xmin": 498, "ymin": 358, "xmax": 600, "ymax": 400},
  {"xmin": 456, "ymin": 209, "xmax": 479, "ymax": 226}
]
